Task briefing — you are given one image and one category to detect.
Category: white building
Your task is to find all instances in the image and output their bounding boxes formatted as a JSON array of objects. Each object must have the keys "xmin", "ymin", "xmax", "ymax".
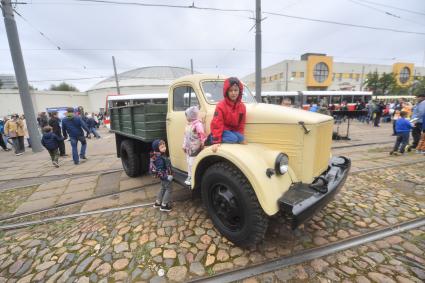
[
  {"xmin": 0, "ymin": 66, "xmax": 195, "ymax": 117},
  {"xmin": 0, "ymin": 89, "xmax": 89, "ymax": 117},
  {"xmin": 242, "ymin": 53, "xmax": 425, "ymax": 92},
  {"xmin": 87, "ymin": 66, "xmax": 196, "ymax": 112},
  {"xmin": 0, "ymin": 74, "xmax": 18, "ymax": 89}
]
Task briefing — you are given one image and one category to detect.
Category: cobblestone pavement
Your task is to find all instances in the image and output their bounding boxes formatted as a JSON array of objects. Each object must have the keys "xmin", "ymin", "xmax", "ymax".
[
  {"xmin": 1, "ymin": 121, "xmax": 423, "ymax": 222},
  {"xmin": 243, "ymin": 227, "xmax": 425, "ymax": 283},
  {"xmin": 0, "ymin": 160, "xmax": 423, "ymax": 282},
  {"xmin": 0, "ymin": 122, "xmax": 424, "ymax": 282}
]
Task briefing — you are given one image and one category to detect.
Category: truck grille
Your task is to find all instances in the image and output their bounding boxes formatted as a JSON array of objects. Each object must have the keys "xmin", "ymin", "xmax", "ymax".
[{"xmin": 313, "ymin": 121, "xmax": 333, "ymax": 176}]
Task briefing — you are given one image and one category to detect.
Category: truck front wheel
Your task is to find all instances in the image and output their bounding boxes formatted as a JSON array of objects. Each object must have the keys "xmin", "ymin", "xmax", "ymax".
[
  {"xmin": 201, "ymin": 162, "xmax": 269, "ymax": 247},
  {"xmin": 120, "ymin": 140, "xmax": 141, "ymax": 177}
]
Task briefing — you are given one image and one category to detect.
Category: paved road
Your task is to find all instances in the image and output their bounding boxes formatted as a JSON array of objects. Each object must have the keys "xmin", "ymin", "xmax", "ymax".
[{"xmin": 0, "ymin": 121, "xmax": 424, "ymax": 282}]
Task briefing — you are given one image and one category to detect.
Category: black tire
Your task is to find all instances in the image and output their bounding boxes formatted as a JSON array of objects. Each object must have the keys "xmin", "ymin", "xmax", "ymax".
[
  {"xmin": 139, "ymin": 152, "xmax": 149, "ymax": 175},
  {"xmin": 201, "ymin": 162, "xmax": 269, "ymax": 247},
  {"xmin": 120, "ymin": 140, "xmax": 141, "ymax": 177}
]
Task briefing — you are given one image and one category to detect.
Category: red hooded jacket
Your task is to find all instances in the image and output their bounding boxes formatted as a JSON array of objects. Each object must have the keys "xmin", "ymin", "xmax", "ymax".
[{"xmin": 210, "ymin": 77, "xmax": 246, "ymax": 144}]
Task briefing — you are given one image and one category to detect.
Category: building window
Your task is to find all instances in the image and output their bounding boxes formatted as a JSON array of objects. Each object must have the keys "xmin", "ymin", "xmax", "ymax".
[
  {"xmin": 399, "ymin": 67, "xmax": 410, "ymax": 83},
  {"xmin": 291, "ymin": 72, "xmax": 296, "ymax": 78},
  {"xmin": 300, "ymin": 72, "xmax": 304, "ymax": 78},
  {"xmin": 279, "ymin": 72, "xmax": 284, "ymax": 79},
  {"xmin": 313, "ymin": 62, "xmax": 329, "ymax": 83},
  {"xmin": 355, "ymin": 74, "xmax": 360, "ymax": 81},
  {"xmin": 349, "ymin": 73, "xmax": 353, "ymax": 79},
  {"xmin": 338, "ymin": 73, "xmax": 342, "ymax": 81}
]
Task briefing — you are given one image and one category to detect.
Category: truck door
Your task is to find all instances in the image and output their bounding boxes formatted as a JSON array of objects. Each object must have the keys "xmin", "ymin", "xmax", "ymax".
[{"xmin": 167, "ymin": 85, "xmax": 200, "ymax": 172}]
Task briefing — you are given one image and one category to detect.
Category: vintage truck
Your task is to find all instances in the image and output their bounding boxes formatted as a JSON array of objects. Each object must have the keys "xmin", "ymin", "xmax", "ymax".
[{"xmin": 109, "ymin": 74, "xmax": 351, "ymax": 246}]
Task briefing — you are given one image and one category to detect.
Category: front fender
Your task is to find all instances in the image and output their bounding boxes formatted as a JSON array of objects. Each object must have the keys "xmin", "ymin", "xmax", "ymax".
[{"xmin": 192, "ymin": 143, "xmax": 298, "ymax": 215}]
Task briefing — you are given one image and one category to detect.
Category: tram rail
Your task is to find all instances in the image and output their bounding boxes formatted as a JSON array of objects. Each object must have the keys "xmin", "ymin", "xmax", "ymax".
[
  {"xmin": 188, "ymin": 217, "xmax": 425, "ymax": 283},
  {"xmin": 1, "ymin": 159, "xmax": 423, "ymax": 228}
]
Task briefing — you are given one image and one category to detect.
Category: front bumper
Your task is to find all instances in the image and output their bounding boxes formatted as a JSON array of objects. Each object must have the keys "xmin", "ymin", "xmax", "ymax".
[{"xmin": 278, "ymin": 156, "xmax": 351, "ymax": 229}]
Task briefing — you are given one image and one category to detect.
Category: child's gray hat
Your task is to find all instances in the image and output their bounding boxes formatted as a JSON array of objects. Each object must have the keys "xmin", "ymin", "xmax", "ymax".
[{"xmin": 185, "ymin": 106, "xmax": 199, "ymax": 122}]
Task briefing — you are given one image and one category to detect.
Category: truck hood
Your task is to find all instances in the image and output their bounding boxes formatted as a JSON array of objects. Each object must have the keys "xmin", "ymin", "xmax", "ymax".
[{"xmin": 245, "ymin": 103, "xmax": 332, "ymax": 125}]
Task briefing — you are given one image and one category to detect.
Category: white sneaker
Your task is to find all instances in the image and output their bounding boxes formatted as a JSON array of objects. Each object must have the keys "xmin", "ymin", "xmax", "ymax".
[
  {"xmin": 184, "ymin": 177, "xmax": 191, "ymax": 186},
  {"xmin": 52, "ymin": 161, "xmax": 60, "ymax": 168}
]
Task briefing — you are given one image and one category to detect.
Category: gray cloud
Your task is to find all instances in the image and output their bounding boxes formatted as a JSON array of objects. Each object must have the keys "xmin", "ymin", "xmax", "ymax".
[{"xmin": 0, "ymin": 0, "xmax": 424, "ymax": 91}]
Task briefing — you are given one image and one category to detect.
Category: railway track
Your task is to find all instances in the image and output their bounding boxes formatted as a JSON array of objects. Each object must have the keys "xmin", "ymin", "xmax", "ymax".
[
  {"xmin": 1, "ymin": 158, "xmax": 423, "ymax": 228},
  {"xmin": 0, "ymin": 158, "xmax": 423, "ymax": 282},
  {"xmin": 188, "ymin": 217, "xmax": 425, "ymax": 283},
  {"xmin": 1, "ymin": 190, "xmax": 423, "ymax": 282},
  {"xmin": 0, "ymin": 168, "xmax": 123, "ymax": 191}
]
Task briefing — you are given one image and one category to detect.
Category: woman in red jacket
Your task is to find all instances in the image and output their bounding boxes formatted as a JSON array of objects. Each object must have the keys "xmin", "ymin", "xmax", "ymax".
[{"xmin": 210, "ymin": 77, "xmax": 247, "ymax": 153}]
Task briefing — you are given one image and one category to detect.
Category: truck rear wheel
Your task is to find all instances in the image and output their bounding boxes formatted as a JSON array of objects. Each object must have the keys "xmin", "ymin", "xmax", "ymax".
[
  {"xmin": 120, "ymin": 140, "xmax": 141, "ymax": 177},
  {"xmin": 201, "ymin": 162, "xmax": 269, "ymax": 247}
]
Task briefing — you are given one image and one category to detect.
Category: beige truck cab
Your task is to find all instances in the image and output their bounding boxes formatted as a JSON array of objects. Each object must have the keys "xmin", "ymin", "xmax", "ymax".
[{"xmin": 110, "ymin": 74, "xmax": 351, "ymax": 247}]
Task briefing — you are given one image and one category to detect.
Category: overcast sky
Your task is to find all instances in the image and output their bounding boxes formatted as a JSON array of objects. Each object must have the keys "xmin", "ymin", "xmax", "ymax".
[{"xmin": 1, "ymin": 0, "xmax": 424, "ymax": 91}]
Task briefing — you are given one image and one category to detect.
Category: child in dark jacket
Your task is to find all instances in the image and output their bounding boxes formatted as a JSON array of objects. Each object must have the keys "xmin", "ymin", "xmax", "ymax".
[
  {"xmin": 390, "ymin": 111, "xmax": 412, "ymax": 155},
  {"xmin": 149, "ymin": 139, "xmax": 173, "ymax": 212},
  {"xmin": 41, "ymin": 126, "xmax": 64, "ymax": 167}
]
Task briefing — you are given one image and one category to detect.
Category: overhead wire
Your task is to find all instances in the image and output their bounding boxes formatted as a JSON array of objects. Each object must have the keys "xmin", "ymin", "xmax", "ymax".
[
  {"xmin": 261, "ymin": 10, "xmax": 425, "ymax": 36},
  {"xmin": 5, "ymin": 0, "xmax": 425, "ymax": 87},
  {"xmin": 71, "ymin": 0, "xmax": 425, "ymax": 35},
  {"xmin": 11, "ymin": 7, "xmax": 62, "ymax": 50},
  {"xmin": 347, "ymin": 0, "xmax": 425, "ymax": 27},
  {"xmin": 355, "ymin": 0, "xmax": 425, "ymax": 16}
]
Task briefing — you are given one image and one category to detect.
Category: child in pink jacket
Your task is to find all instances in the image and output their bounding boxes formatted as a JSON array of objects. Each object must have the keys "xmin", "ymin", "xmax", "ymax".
[{"xmin": 182, "ymin": 106, "xmax": 206, "ymax": 186}]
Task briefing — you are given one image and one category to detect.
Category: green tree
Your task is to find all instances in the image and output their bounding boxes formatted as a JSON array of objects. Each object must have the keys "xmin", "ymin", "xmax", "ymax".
[
  {"xmin": 364, "ymin": 72, "xmax": 399, "ymax": 95},
  {"xmin": 363, "ymin": 71, "xmax": 380, "ymax": 94},
  {"xmin": 378, "ymin": 72, "xmax": 397, "ymax": 95},
  {"xmin": 49, "ymin": 82, "xmax": 79, "ymax": 92},
  {"xmin": 411, "ymin": 77, "xmax": 425, "ymax": 96}
]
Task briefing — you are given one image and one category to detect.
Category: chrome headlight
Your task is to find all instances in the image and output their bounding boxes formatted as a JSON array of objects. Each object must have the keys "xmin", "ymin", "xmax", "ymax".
[{"xmin": 275, "ymin": 153, "xmax": 289, "ymax": 175}]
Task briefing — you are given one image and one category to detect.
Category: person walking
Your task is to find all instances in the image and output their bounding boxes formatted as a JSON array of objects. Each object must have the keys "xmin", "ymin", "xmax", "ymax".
[
  {"xmin": 62, "ymin": 107, "xmax": 90, "ymax": 165},
  {"xmin": 86, "ymin": 114, "xmax": 101, "ymax": 138},
  {"xmin": 48, "ymin": 111, "xmax": 67, "ymax": 156},
  {"xmin": 411, "ymin": 93, "xmax": 425, "ymax": 149},
  {"xmin": 37, "ymin": 112, "xmax": 48, "ymax": 129},
  {"xmin": 20, "ymin": 115, "xmax": 31, "ymax": 148},
  {"xmin": 41, "ymin": 126, "xmax": 64, "ymax": 167},
  {"xmin": 373, "ymin": 101, "xmax": 383, "ymax": 127},
  {"xmin": 0, "ymin": 119, "xmax": 10, "ymax": 151},
  {"xmin": 4, "ymin": 114, "xmax": 25, "ymax": 155}
]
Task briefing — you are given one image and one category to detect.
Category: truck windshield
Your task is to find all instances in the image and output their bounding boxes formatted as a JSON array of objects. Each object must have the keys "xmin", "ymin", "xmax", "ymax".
[{"xmin": 202, "ymin": 81, "xmax": 257, "ymax": 104}]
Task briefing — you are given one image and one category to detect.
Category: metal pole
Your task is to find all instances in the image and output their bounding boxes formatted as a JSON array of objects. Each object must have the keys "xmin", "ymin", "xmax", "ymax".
[
  {"xmin": 1, "ymin": 0, "xmax": 43, "ymax": 153},
  {"xmin": 112, "ymin": 56, "xmax": 120, "ymax": 95},
  {"xmin": 285, "ymin": 62, "xmax": 289, "ymax": 91},
  {"xmin": 190, "ymin": 59, "xmax": 194, "ymax": 74},
  {"xmin": 359, "ymin": 65, "xmax": 365, "ymax": 91},
  {"xmin": 255, "ymin": 0, "xmax": 262, "ymax": 102}
]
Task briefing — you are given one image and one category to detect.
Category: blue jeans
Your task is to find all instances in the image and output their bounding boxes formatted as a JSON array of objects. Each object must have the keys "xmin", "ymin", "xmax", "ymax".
[
  {"xmin": 90, "ymin": 127, "xmax": 100, "ymax": 138},
  {"xmin": 393, "ymin": 132, "xmax": 409, "ymax": 153},
  {"xmin": 70, "ymin": 136, "xmax": 87, "ymax": 164},
  {"xmin": 222, "ymin": 130, "xmax": 245, "ymax": 143}
]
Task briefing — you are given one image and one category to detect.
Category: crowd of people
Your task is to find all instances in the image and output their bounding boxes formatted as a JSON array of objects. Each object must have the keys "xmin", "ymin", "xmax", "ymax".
[
  {"xmin": 297, "ymin": 95, "xmax": 425, "ymax": 155},
  {"xmin": 0, "ymin": 114, "xmax": 29, "ymax": 155},
  {"xmin": 0, "ymin": 109, "xmax": 105, "ymax": 167}
]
